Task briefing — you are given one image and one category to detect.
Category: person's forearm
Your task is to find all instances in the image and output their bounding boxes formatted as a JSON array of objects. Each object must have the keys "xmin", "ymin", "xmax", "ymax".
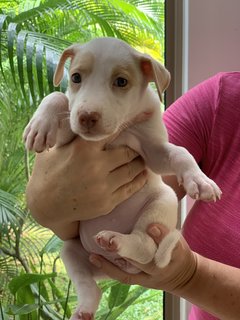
[{"xmin": 174, "ymin": 253, "xmax": 240, "ymax": 320}]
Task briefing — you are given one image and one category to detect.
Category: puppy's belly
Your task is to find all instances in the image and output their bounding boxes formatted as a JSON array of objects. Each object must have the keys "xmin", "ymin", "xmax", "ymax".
[{"xmin": 80, "ymin": 184, "xmax": 154, "ymax": 261}]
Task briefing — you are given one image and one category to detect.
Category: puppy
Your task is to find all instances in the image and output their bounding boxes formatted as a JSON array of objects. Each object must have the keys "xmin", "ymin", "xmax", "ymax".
[{"xmin": 24, "ymin": 37, "xmax": 222, "ymax": 320}]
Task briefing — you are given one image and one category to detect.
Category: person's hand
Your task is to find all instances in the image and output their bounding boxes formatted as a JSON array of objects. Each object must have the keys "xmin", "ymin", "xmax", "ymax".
[
  {"xmin": 89, "ymin": 224, "xmax": 197, "ymax": 294},
  {"xmin": 26, "ymin": 136, "xmax": 147, "ymax": 239}
]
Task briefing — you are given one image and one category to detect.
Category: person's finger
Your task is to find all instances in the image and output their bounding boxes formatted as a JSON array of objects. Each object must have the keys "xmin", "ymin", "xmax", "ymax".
[
  {"xmin": 112, "ymin": 170, "xmax": 147, "ymax": 205},
  {"xmin": 109, "ymin": 156, "xmax": 145, "ymax": 191},
  {"xmin": 106, "ymin": 146, "xmax": 140, "ymax": 171},
  {"xmin": 89, "ymin": 254, "xmax": 149, "ymax": 286},
  {"xmin": 147, "ymin": 224, "xmax": 170, "ymax": 244}
]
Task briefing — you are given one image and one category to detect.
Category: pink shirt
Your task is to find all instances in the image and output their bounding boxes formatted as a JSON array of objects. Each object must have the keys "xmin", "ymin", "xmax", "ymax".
[{"xmin": 163, "ymin": 72, "xmax": 240, "ymax": 320}]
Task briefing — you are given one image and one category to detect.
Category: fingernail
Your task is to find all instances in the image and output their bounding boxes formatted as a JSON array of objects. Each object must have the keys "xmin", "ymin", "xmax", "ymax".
[
  {"xmin": 149, "ymin": 226, "xmax": 161, "ymax": 238},
  {"xmin": 89, "ymin": 255, "xmax": 102, "ymax": 268}
]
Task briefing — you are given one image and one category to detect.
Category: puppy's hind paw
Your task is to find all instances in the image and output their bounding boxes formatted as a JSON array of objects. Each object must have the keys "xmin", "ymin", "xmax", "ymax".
[
  {"xmin": 70, "ymin": 312, "xmax": 93, "ymax": 320},
  {"xmin": 94, "ymin": 231, "xmax": 120, "ymax": 252},
  {"xmin": 114, "ymin": 258, "xmax": 140, "ymax": 274}
]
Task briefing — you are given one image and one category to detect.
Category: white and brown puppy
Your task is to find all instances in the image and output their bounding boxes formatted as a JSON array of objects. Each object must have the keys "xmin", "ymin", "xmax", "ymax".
[{"xmin": 24, "ymin": 37, "xmax": 221, "ymax": 320}]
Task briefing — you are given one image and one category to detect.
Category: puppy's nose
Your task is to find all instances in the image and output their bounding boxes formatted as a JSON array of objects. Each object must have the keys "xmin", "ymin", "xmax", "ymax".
[{"xmin": 79, "ymin": 111, "xmax": 101, "ymax": 129}]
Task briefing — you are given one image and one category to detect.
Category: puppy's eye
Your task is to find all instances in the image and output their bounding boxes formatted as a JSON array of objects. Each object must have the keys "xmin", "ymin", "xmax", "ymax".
[
  {"xmin": 71, "ymin": 73, "xmax": 81, "ymax": 83},
  {"xmin": 114, "ymin": 77, "xmax": 128, "ymax": 87}
]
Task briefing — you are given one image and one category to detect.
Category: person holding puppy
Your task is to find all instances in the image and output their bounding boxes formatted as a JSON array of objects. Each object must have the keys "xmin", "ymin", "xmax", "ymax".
[
  {"xmin": 89, "ymin": 223, "xmax": 240, "ymax": 320},
  {"xmin": 26, "ymin": 72, "xmax": 240, "ymax": 320}
]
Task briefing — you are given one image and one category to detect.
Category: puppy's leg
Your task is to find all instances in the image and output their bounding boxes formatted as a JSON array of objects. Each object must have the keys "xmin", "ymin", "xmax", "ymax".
[
  {"xmin": 61, "ymin": 239, "xmax": 102, "ymax": 320},
  {"xmin": 23, "ymin": 92, "xmax": 75, "ymax": 152},
  {"xmin": 148, "ymin": 142, "xmax": 222, "ymax": 201},
  {"xmin": 131, "ymin": 116, "xmax": 222, "ymax": 201},
  {"xmin": 96, "ymin": 183, "xmax": 179, "ymax": 268}
]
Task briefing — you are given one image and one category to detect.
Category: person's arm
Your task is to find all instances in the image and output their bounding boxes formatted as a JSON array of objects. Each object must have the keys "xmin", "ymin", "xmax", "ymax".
[
  {"xmin": 26, "ymin": 137, "xmax": 147, "ymax": 240},
  {"xmin": 89, "ymin": 224, "xmax": 240, "ymax": 320}
]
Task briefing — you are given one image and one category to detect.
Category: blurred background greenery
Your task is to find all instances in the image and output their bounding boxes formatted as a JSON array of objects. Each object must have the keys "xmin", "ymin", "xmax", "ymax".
[{"xmin": 0, "ymin": 1, "xmax": 165, "ymax": 319}]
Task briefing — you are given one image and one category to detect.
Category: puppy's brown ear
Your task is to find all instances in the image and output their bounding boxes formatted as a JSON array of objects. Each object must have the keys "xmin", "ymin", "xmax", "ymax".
[
  {"xmin": 139, "ymin": 54, "xmax": 171, "ymax": 102},
  {"xmin": 53, "ymin": 44, "xmax": 79, "ymax": 87}
]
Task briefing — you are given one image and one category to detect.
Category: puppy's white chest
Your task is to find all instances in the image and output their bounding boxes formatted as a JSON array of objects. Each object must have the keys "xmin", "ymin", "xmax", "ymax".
[{"xmin": 108, "ymin": 130, "xmax": 143, "ymax": 155}]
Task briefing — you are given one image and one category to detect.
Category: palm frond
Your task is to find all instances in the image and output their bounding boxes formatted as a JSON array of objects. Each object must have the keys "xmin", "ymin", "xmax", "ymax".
[
  {"xmin": 13, "ymin": 0, "xmax": 164, "ymax": 42},
  {"xmin": 0, "ymin": 85, "xmax": 32, "ymax": 195},
  {"xmin": 0, "ymin": 189, "xmax": 26, "ymax": 227},
  {"xmin": 0, "ymin": 0, "xmax": 165, "ymax": 103}
]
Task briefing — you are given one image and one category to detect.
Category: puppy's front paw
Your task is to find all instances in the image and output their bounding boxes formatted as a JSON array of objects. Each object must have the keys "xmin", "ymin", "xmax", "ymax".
[
  {"xmin": 23, "ymin": 116, "xmax": 58, "ymax": 152},
  {"xmin": 179, "ymin": 171, "xmax": 222, "ymax": 202}
]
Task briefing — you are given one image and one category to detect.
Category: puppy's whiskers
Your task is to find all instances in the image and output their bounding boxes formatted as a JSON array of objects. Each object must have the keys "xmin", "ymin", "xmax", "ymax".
[
  {"xmin": 118, "ymin": 119, "xmax": 136, "ymax": 132},
  {"xmin": 57, "ymin": 111, "xmax": 71, "ymax": 125},
  {"xmin": 59, "ymin": 116, "xmax": 70, "ymax": 122},
  {"xmin": 58, "ymin": 111, "xmax": 70, "ymax": 117}
]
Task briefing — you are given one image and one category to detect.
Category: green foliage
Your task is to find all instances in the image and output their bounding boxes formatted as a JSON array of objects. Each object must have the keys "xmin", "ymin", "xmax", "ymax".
[
  {"xmin": 0, "ymin": 0, "xmax": 165, "ymax": 318},
  {"xmin": 0, "ymin": 0, "xmax": 165, "ymax": 103}
]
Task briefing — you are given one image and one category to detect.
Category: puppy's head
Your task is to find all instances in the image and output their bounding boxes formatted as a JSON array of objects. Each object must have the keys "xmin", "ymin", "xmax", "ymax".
[{"xmin": 54, "ymin": 37, "xmax": 170, "ymax": 141}]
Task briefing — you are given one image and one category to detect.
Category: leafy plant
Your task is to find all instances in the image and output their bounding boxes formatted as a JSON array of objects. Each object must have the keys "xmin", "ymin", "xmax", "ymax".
[{"xmin": 0, "ymin": 0, "xmax": 165, "ymax": 319}]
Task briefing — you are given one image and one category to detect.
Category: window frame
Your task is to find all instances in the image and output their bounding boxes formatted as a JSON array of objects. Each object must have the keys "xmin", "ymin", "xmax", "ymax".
[{"xmin": 164, "ymin": 0, "xmax": 189, "ymax": 319}]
